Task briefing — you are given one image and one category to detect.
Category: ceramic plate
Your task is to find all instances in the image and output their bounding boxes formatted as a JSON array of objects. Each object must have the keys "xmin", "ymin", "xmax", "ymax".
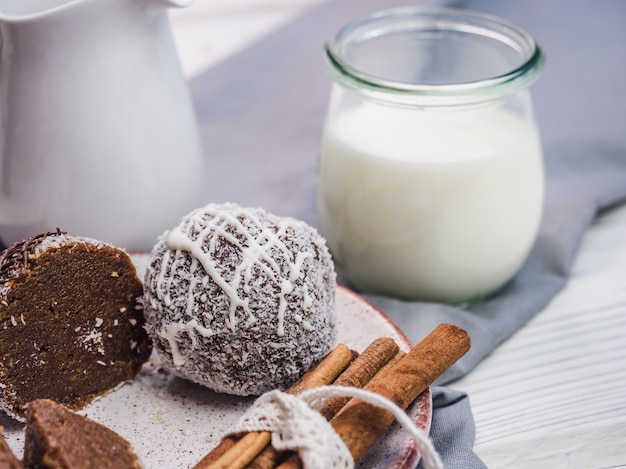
[{"xmin": 1, "ymin": 254, "xmax": 432, "ymax": 468}]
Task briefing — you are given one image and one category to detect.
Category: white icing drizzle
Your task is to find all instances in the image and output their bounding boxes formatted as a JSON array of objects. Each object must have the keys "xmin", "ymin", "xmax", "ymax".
[
  {"xmin": 186, "ymin": 258, "xmax": 199, "ymax": 317},
  {"xmin": 164, "ymin": 205, "xmax": 314, "ymax": 342},
  {"xmin": 302, "ymin": 285, "xmax": 314, "ymax": 310},
  {"xmin": 154, "ymin": 248, "xmax": 171, "ymax": 306},
  {"xmin": 160, "ymin": 318, "xmax": 215, "ymax": 367}
]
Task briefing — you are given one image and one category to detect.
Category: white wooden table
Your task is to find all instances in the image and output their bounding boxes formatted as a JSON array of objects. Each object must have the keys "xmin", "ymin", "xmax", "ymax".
[{"xmin": 169, "ymin": 2, "xmax": 626, "ymax": 467}]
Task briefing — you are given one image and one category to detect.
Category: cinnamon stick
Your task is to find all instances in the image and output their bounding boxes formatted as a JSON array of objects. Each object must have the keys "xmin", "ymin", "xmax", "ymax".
[
  {"xmin": 318, "ymin": 337, "xmax": 400, "ymax": 420},
  {"xmin": 276, "ymin": 346, "xmax": 406, "ymax": 469},
  {"xmin": 192, "ymin": 343, "xmax": 354, "ymax": 469},
  {"xmin": 203, "ymin": 432, "xmax": 271, "ymax": 469},
  {"xmin": 277, "ymin": 323, "xmax": 470, "ymax": 469},
  {"xmin": 332, "ymin": 323, "xmax": 470, "ymax": 461},
  {"xmin": 286, "ymin": 343, "xmax": 355, "ymax": 395},
  {"xmin": 252, "ymin": 337, "xmax": 402, "ymax": 469},
  {"xmin": 245, "ymin": 445, "xmax": 286, "ymax": 469}
]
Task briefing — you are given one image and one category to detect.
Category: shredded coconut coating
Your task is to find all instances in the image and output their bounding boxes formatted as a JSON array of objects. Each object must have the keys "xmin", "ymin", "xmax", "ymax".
[
  {"xmin": 142, "ymin": 203, "xmax": 337, "ymax": 395},
  {"xmin": 0, "ymin": 229, "xmax": 111, "ymax": 299}
]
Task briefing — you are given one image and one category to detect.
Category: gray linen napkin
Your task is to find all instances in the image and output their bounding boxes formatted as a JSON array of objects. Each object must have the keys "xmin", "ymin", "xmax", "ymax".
[{"xmin": 188, "ymin": 0, "xmax": 626, "ymax": 467}]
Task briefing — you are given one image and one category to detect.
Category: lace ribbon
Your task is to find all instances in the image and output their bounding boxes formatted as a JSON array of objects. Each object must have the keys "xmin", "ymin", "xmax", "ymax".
[{"xmin": 231, "ymin": 385, "xmax": 443, "ymax": 469}]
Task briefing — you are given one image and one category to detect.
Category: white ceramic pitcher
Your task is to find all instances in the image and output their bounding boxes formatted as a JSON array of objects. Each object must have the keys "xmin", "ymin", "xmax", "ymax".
[{"xmin": 0, "ymin": 0, "xmax": 204, "ymax": 251}]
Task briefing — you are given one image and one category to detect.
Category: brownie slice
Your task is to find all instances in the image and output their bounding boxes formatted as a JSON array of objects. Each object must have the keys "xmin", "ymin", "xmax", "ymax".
[{"xmin": 24, "ymin": 399, "xmax": 141, "ymax": 469}]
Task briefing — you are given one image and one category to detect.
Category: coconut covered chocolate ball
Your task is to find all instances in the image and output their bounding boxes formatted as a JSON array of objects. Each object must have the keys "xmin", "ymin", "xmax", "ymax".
[{"xmin": 142, "ymin": 203, "xmax": 337, "ymax": 395}]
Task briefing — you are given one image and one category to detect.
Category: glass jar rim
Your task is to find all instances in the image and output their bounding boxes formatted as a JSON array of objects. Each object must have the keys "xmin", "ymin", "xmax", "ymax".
[{"xmin": 325, "ymin": 6, "xmax": 545, "ymax": 101}]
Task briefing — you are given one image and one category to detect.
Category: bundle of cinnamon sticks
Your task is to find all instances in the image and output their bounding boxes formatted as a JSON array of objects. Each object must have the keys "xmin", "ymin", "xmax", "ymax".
[{"xmin": 194, "ymin": 323, "xmax": 470, "ymax": 469}]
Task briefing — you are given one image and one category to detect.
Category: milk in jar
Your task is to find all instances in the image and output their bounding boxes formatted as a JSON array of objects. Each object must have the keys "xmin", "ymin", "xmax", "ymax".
[
  {"xmin": 318, "ymin": 101, "xmax": 544, "ymax": 302},
  {"xmin": 318, "ymin": 8, "xmax": 546, "ymax": 303}
]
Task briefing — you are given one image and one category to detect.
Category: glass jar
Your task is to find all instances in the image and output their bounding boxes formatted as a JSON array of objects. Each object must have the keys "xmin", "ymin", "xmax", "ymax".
[{"xmin": 318, "ymin": 7, "xmax": 546, "ymax": 304}]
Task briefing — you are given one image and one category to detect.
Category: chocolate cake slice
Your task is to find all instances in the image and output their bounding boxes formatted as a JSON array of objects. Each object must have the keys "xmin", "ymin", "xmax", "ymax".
[
  {"xmin": 0, "ymin": 230, "xmax": 152, "ymax": 421},
  {"xmin": 25, "ymin": 399, "xmax": 141, "ymax": 469}
]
